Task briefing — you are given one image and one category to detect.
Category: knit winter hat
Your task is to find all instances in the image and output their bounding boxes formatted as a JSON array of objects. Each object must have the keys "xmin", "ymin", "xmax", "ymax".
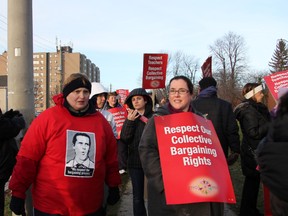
[
  {"xmin": 199, "ymin": 77, "xmax": 217, "ymax": 90},
  {"xmin": 62, "ymin": 74, "xmax": 91, "ymax": 98}
]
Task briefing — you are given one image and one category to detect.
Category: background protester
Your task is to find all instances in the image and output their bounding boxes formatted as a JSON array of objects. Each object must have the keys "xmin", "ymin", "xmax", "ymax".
[
  {"xmin": 120, "ymin": 88, "xmax": 153, "ymax": 216},
  {"xmin": 256, "ymin": 91, "xmax": 288, "ymax": 216},
  {"xmin": 90, "ymin": 82, "xmax": 117, "ymax": 138},
  {"xmin": 234, "ymin": 82, "xmax": 270, "ymax": 216},
  {"xmin": 0, "ymin": 108, "xmax": 25, "ymax": 216},
  {"xmin": 139, "ymin": 75, "xmax": 224, "ymax": 216},
  {"xmin": 192, "ymin": 77, "xmax": 240, "ymax": 165},
  {"xmin": 9, "ymin": 73, "xmax": 120, "ymax": 216},
  {"xmin": 106, "ymin": 91, "xmax": 128, "ymax": 175},
  {"xmin": 106, "ymin": 91, "xmax": 122, "ymax": 109}
]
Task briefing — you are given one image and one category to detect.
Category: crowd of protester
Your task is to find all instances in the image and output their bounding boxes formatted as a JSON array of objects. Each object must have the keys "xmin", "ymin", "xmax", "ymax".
[{"xmin": 1, "ymin": 73, "xmax": 287, "ymax": 216}]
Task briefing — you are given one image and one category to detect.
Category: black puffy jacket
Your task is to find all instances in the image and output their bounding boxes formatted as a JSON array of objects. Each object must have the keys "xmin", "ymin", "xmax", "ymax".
[
  {"xmin": 120, "ymin": 88, "xmax": 153, "ymax": 169},
  {"xmin": 234, "ymin": 99, "xmax": 270, "ymax": 176}
]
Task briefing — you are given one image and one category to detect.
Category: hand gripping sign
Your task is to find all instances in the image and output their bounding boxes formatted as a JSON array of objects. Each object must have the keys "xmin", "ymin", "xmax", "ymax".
[{"xmin": 154, "ymin": 112, "xmax": 236, "ymax": 204}]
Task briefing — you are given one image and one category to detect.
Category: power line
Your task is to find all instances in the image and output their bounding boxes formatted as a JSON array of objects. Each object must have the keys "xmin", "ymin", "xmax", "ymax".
[{"xmin": 0, "ymin": 13, "xmax": 56, "ymax": 53}]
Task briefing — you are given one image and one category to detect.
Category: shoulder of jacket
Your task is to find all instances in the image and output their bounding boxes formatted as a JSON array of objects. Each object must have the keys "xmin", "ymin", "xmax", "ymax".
[{"xmin": 234, "ymin": 101, "xmax": 249, "ymax": 111}]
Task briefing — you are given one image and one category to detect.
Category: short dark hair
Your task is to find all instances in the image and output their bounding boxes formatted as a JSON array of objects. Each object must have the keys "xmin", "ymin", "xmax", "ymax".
[
  {"xmin": 108, "ymin": 91, "xmax": 118, "ymax": 97},
  {"xmin": 242, "ymin": 83, "xmax": 260, "ymax": 96},
  {"xmin": 199, "ymin": 77, "xmax": 217, "ymax": 91},
  {"xmin": 72, "ymin": 133, "xmax": 91, "ymax": 146},
  {"xmin": 169, "ymin": 76, "xmax": 193, "ymax": 94}
]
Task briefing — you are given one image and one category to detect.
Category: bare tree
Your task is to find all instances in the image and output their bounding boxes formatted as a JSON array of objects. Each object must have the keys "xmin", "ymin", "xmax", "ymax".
[
  {"xmin": 209, "ymin": 32, "xmax": 248, "ymax": 105},
  {"xmin": 34, "ymin": 80, "xmax": 44, "ymax": 109},
  {"xmin": 166, "ymin": 51, "xmax": 199, "ymax": 86}
]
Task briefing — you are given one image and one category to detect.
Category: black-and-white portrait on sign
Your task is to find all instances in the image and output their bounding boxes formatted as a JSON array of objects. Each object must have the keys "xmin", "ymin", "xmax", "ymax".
[{"xmin": 64, "ymin": 130, "xmax": 96, "ymax": 177}]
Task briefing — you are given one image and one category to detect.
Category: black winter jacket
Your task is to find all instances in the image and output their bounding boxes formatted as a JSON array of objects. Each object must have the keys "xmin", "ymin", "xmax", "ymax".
[
  {"xmin": 120, "ymin": 88, "xmax": 153, "ymax": 169},
  {"xmin": 256, "ymin": 114, "xmax": 288, "ymax": 202},
  {"xmin": 192, "ymin": 95, "xmax": 240, "ymax": 157},
  {"xmin": 234, "ymin": 100, "xmax": 270, "ymax": 176},
  {"xmin": 0, "ymin": 111, "xmax": 25, "ymax": 180}
]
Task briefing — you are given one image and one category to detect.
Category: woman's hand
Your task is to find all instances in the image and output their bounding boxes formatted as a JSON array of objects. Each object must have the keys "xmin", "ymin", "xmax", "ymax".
[{"xmin": 127, "ymin": 108, "xmax": 140, "ymax": 121}]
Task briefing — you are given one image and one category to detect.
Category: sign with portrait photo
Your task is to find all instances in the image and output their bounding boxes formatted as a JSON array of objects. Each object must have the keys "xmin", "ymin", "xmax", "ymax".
[{"xmin": 64, "ymin": 130, "xmax": 96, "ymax": 177}]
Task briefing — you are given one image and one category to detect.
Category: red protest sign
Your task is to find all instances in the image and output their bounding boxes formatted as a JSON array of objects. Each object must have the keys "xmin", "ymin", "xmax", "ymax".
[
  {"xmin": 154, "ymin": 112, "xmax": 235, "ymax": 204},
  {"xmin": 201, "ymin": 56, "xmax": 212, "ymax": 78},
  {"xmin": 142, "ymin": 53, "xmax": 168, "ymax": 89},
  {"xmin": 263, "ymin": 70, "xmax": 288, "ymax": 101},
  {"xmin": 116, "ymin": 89, "xmax": 129, "ymax": 106},
  {"xmin": 108, "ymin": 107, "xmax": 127, "ymax": 139}
]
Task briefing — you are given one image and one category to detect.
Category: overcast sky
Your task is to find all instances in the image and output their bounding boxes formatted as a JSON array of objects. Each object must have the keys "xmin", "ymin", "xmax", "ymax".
[{"xmin": 0, "ymin": 0, "xmax": 287, "ymax": 91}]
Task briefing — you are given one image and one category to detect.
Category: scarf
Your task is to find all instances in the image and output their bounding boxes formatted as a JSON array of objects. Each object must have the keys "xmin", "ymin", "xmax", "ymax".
[
  {"xmin": 168, "ymin": 102, "xmax": 194, "ymax": 114},
  {"xmin": 197, "ymin": 86, "xmax": 217, "ymax": 98}
]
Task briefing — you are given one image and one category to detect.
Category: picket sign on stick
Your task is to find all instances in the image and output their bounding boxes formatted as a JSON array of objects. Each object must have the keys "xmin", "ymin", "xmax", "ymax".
[{"xmin": 142, "ymin": 53, "xmax": 168, "ymax": 89}]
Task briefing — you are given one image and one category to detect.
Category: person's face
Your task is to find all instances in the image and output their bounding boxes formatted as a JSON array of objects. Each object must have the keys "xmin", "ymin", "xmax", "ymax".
[
  {"xmin": 169, "ymin": 79, "xmax": 192, "ymax": 112},
  {"xmin": 253, "ymin": 91, "xmax": 264, "ymax": 103},
  {"xmin": 66, "ymin": 88, "xmax": 90, "ymax": 111},
  {"xmin": 131, "ymin": 95, "xmax": 146, "ymax": 112},
  {"xmin": 107, "ymin": 95, "xmax": 117, "ymax": 107},
  {"xmin": 73, "ymin": 135, "xmax": 90, "ymax": 161},
  {"xmin": 96, "ymin": 93, "xmax": 106, "ymax": 109}
]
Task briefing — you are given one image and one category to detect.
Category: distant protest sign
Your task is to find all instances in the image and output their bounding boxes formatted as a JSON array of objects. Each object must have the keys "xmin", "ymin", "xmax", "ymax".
[
  {"xmin": 142, "ymin": 53, "xmax": 168, "ymax": 89},
  {"xmin": 108, "ymin": 107, "xmax": 127, "ymax": 139},
  {"xmin": 154, "ymin": 112, "xmax": 235, "ymax": 204},
  {"xmin": 201, "ymin": 56, "xmax": 212, "ymax": 78},
  {"xmin": 116, "ymin": 89, "xmax": 129, "ymax": 105},
  {"xmin": 263, "ymin": 70, "xmax": 288, "ymax": 101}
]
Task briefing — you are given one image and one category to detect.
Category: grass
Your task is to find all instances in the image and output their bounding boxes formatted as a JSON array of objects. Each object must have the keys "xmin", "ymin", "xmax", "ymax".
[
  {"xmin": 227, "ymin": 159, "xmax": 264, "ymax": 215},
  {"xmin": 4, "ymin": 189, "xmax": 11, "ymax": 216}
]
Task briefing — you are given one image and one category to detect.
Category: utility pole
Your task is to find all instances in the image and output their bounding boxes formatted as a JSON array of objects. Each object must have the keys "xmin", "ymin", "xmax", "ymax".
[
  {"xmin": 7, "ymin": 0, "xmax": 34, "ymax": 123},
  {"xmin": 7, "ymin": 0, "xmax": 34, "ymax": 215}
]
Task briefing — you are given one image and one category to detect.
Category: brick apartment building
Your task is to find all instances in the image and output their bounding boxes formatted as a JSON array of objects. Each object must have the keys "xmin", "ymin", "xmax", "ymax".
[{"xmin": 0, "ymin": 46, "xmax": 100, "ymax": 114}]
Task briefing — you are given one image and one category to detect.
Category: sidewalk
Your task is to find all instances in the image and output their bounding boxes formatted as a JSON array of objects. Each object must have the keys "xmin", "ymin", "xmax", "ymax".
[
  {"xmin": 115, "ymin": 178, "xmax": 237, "ymax": 216},
  {"xmin": 116, "ymin": 179, "xmax": 133, "ymax": 216}
]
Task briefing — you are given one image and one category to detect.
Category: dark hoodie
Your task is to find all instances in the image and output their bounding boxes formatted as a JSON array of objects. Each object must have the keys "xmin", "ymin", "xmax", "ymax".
[{"xmin": 120, "ymin": 88, "xmax": 153, "ymax": 168}]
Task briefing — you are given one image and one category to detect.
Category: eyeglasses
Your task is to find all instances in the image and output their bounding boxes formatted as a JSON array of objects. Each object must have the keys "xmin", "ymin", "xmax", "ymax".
[{"xmin": 169, "ymin": 88, "xmax": 189, "ymax": 95}]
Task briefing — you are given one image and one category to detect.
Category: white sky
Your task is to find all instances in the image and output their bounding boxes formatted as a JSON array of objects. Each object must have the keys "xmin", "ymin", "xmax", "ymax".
[{"xmin": 0, "ymin": 0, "xmax": 287, "ymax": 91}]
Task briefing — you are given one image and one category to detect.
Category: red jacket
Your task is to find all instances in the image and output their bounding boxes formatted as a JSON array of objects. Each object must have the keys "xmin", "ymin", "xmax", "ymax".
[{"xmin": 9, "ymin": 94, "xmax": 121, "ymax": 215}]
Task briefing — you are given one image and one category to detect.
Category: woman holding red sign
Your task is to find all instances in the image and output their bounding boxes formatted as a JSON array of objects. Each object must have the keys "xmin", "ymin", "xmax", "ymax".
[{"xmin": 139, "ymin": 76, "xmax": 224, "ymax": 216}]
